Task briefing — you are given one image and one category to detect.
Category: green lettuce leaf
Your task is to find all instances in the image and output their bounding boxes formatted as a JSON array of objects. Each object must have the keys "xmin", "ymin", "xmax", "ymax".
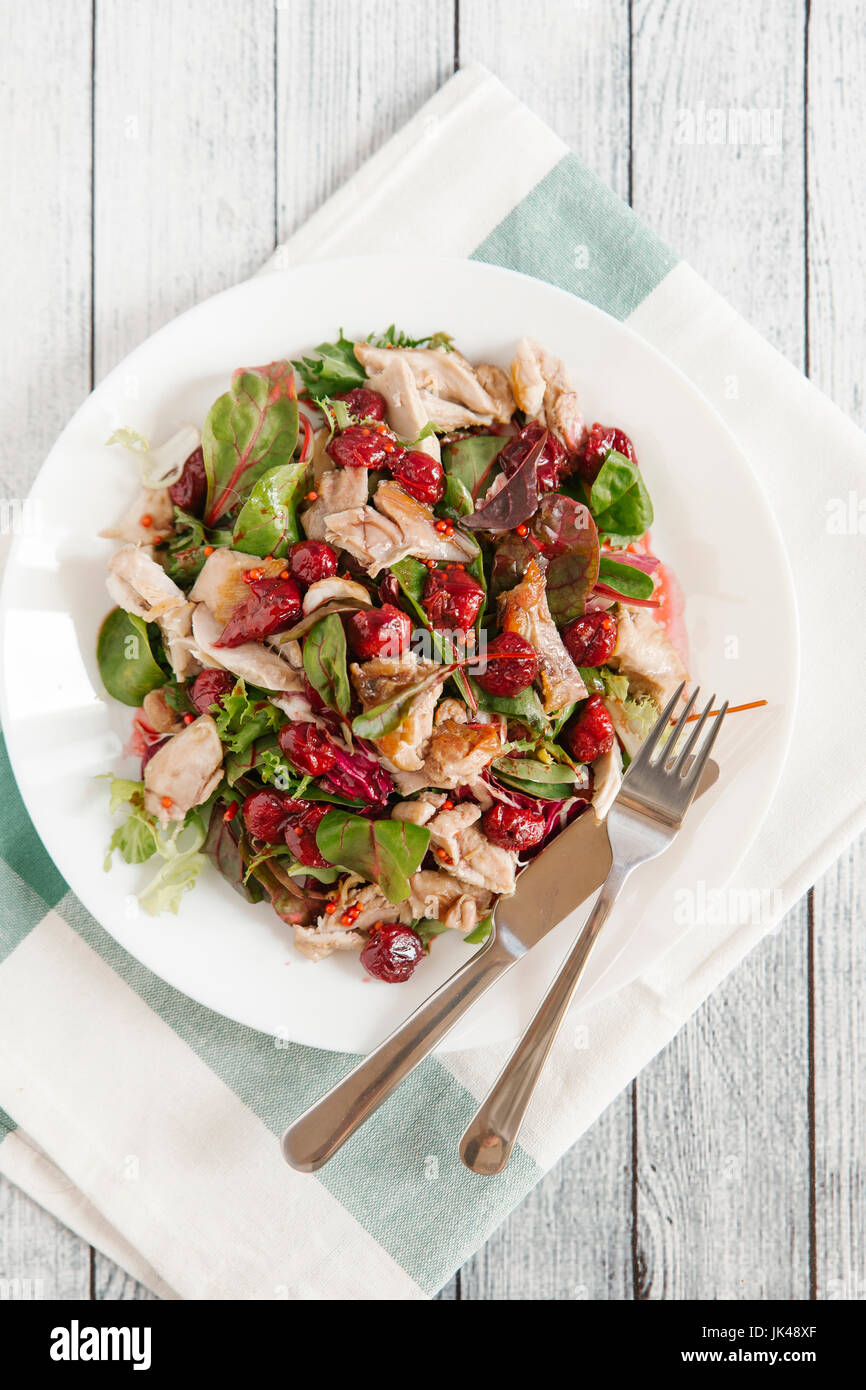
[
  {"xmin": 303, "ymin": 615, "xmax": 351, "ymax": 716},
  {"xmin": 232, "ymin": 460, "xmax": 308, "ymax": 557},
  {"xmin": 96, "ymin": 609, "xmax": 167, "ymax": 707},
  {"xmin": 589, "ymin": 450, "xmax": 654, "ymax": 540}
]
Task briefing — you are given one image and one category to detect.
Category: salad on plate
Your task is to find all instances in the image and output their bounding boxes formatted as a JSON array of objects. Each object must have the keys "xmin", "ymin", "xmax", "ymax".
[{"xmin": 96, "ymin": 329, "xmax": 688, "ymax": 983}]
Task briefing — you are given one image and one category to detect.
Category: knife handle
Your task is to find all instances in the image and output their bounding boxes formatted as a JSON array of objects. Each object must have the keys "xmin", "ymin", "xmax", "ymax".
[
  {"xmin": 459, "ymin": 863, "xmax": 632, "ymax": 1176},
  {"xmin": 281, "ymin": 932, "xmax": 516, "ymax": 1172}
]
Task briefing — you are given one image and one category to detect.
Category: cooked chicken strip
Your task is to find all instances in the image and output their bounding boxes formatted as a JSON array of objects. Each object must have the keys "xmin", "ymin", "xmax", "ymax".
[
  {"xmin": 510, "ymin": 337, "xmax": 587, "ymax": 451},
  {"xmin": 475, "ymin": 363, "xmax": 516, "ymax": 423},
  {"xmin": 350, "ymin": 652, "xmax": 444, "ymax": 771},
  {"xmin": 322, "ymin": 504, "xmax": 407, "ymax": 572},
  {"xmin": 100, "ymin": 486, "xmax": 173, "ymax": 545},
  {"xmin": 293, "ymin": 923, "xmax": 364, "ymax": 962},
  {"xmin": 354, "ymin": 342, "xmax": 498, "ymax": 416},
  {"xmin": 607, "ymin": 603, "xmax": 688, "ymax": 711},
  {"xmin": 189, "ymin": 548, "xmax": 287, "ymax": 625},
  {"xmin": 591, "ymin": 740, "xmax": 623, "ymax": 822},
  {"xmin": 373, "ymin": 481, "xmax": 478, "ymax": 563},
  {"xmin": 143, "ymin": 714, "xmax": 223, "ymax": 825},
  {"xmin": 301, "ymin": 576, "xmax": 372, "ymax": 614},
  {"xmin": 301, "ymin": 466, "xmax": 368, "ymax": 541},
  {"xmin": 498, "ymin": 558, "xmax": 587, "ymax": 714},
  {"xmin": 416, "ymin": 391, "xmax": 495, "ymax": 430},
  {"xmin": 356, "ymin": 351, "xmax": 440, "ymax": 462},
  {"xmin": 407, "ymin": 869, "xmax": 493, "ymax": 934},
  {"xmin": 420, "ymin": 719, "xmax": 504, "ymax": 788},
  {"xmin": 106, "ymin": 544, "xmax": 198, "ymax": 679},
  {"xmin": 142, "ymin": 688, "xmax": 183, "ymax": 735},
  {"xmin": 191, "ymin": 605, "xmax": 305, "ymax": 693}
]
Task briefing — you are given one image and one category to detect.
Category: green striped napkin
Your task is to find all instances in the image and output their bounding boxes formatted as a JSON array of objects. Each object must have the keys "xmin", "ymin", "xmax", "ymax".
[{"xmin": 1, "ymin": 64, "xmax": 864, "ymax": 1300}]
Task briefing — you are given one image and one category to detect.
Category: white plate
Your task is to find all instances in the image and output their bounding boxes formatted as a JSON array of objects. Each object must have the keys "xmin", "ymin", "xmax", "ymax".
[{"xmin": 0, "ymin": 256, "xmax": 798, "ymax": 1052}]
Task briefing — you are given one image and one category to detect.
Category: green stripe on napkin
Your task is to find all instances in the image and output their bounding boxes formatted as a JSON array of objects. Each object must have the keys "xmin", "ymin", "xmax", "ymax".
[{"xmin": 473, "ymin": 153, "xmax": 677, "ymax": 320}]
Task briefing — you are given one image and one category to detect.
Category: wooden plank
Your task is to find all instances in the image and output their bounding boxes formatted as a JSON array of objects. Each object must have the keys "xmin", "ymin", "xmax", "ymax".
[
  {"xmin": 806, "ymin": 0, "xmax": 866, "ymax": 1302},
  {"xmin": 276, "ymin": 0, "xmax": 456, "ymax": 241},
  {"xmin": 0, "ymin": 1176, "xmax": 91, "ymax": 1300},
  {"xmin": 0, "ymin": 0, "xmax": 95, "ymax": 1296},
  {"xmin": 630, "ymin": 0, "xmax": 811, "ymax": 1298},
  {"xmin": 93, "ymin": 0, "xmax": 277, "ymax": 378},
  {"xmin": 93, "ymin": 1258, "xmax": 158, "ymax": 1301},
  {"xmin": 455, "ymin": 0, "xmax": 634, "ymax": 1301}
]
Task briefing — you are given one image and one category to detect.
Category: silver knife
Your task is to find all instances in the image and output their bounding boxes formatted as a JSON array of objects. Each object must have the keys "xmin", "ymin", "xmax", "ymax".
[{"xmin": 280, "ymin": 759, "xmax": 719, "ymax": 1172}]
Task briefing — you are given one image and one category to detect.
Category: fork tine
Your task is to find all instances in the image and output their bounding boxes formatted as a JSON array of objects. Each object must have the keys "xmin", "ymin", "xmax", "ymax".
[
  {"xmin": 665, "ymin": 686, "xmax": 701, "ymax": 763},
  {"xmin": 628, "ymin": 680, "xmax": 686, "ymax": 770},
  {"xmin": 670, "ymin": 691, "xmax": 715, "ymax": 776},
  {"xmin": 681, "ymin": 699, "xmax": 729, "ymax": 791}
]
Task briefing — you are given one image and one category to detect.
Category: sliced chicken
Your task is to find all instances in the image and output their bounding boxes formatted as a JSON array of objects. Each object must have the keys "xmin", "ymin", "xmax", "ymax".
[
  {"xmin": 355, "ymin": 351, "xmax": 440, "ymax": 462},
  {"xmin": 350, "ymin": 652, "xmax": 444, "ymax": 772},
  {"xmin": 422, "ymin": 802, "xmax": 517, "ymax": 896},
  {"xmin": 143, "ymin": 714, "xmax": 223, "ymax": 825},
  {"xmin": 100, "ymin": 486, "xmax": 173, "ymax": 545},
  {"xmin": 142, "ymin": 688, "xmax": 183, "ymax": 735},
  {"xmin": 407, "ymin": 869, "xmax": 493, "ymax": 935},
  {"xmin": 301, "ymin": 576, "xmax": 371, "ymax": 615},
  {"xmin": 417, "ymin": 391, "xmax": 495, "ymax": 430},
  {"xmin": 373, "ymin": 481, "xmax": 478, "ymax": 563},
  {"xmin": 475, "ymin": 363, "xmax": 516, "ymax": 423},
  {"xmin": 322, "ymin": 504, "xmax": 407, "ymax": 573},
  {"xmin": 191, "ymin": 605, "xmax": 305, "ymax": 693},
  {"xmin": 301, "ymin": 466, "xmax": 368, "ymax": 541},
  {"xmin": 189, "ymin": 548, "xmax": 286, "ymax": 625},
  {"xmin": 498, "ymin": 558, "xmax": 587, "ymax": 714},
  {"xmin": 106, "ymin": 544, "xmax": 198, "ymax": 679},
  {"xmin": 293, "ymin": 923, "xmax": 364, "ymax": 962},
  {"xmin": 510, "ymin": 337, "xmax": 587, "ymax": 452},
  {"xmin": 314, "ymin": 875, "xmax": 413, "ymax": 936},
  {"xmin": 591, "ymin": 740, "xmax": 623, "ymax": 822},
  {"xmin": 355, "ymin": 342, "xmax": 498, "ymax": 416},
  {"xmin": 607, "ymin": 603, "xmax": 689, "ymax": 712},
  {"xmin": 420, "ymin": 719, "xmax": 504, "ymax": 788}
]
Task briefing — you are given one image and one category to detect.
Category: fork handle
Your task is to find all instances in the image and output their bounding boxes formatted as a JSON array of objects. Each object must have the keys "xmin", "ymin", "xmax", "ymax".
[
  {"xmin": 281, "ymin": 932, "xmax": 517, "ymax": 1172},
  {"xmin": 459, "ymin": 863, "xmax": 632, "ymax": 1176}
]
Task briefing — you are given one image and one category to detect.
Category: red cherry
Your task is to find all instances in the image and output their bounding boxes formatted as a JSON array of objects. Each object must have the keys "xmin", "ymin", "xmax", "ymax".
[
  {"xmin": 474, "ymin": 632, "xmax": 539, "ymax": 697},
  {"xmin": 482, "ymin": 803, "xmax": 546, "ymax": 851},
  {"xmin": 168, "ymin": 446, "xmax": 207, "ymax": 515},
  {"xmin": 497, "ymin": 419, "xmax": 567, "ymax": 493},
  {"xmin": 288, "ymin": 540, "xmax": 338, "ymax": 588},
  {"xmin": 360, "ymin": 923, "xmax": 425, "ymax": 983},
  {"xmin": 277, "ymin": 723, "xmax": 337, "ymax": 777},
  {"xmin": 577, "ymin": 423, "xmax": 638, "ymax": 483},
  {"xmin": 215, "ymin": 577, "xmax": 302, "ymax": 648},
  {"xmin": 189, "ymin": 668, "xmax": 236, "ymax": 714},
  {"xmin": 284, "ymin": 801, "xmax": 331, "ymax": 867},
  {"xmin": 566, "ymin": 695, "xmax": 616, "ymax": 762},
  {"xmin": 563, "ymin": 611, "xmax": 619, "ymax": 668},
  {"xmin": 242, "ymin": 790, "xmax": 291, "ymax": 844},
  {"xmin": 327, "ymin": 424, "xmax": 404, "ymax": 470},
  {"xmin": 346, "ymin": 604, "xmax": 412, "ymax": 660},
  {"xmin": 390, "ymin": 450, "xmax": 445, "ymax": 504},
  {"xmin": 422, "ymin": 568, "xmax": 485, "ymax": 633},
  {"xmin": 334, "ymin": 387, "xmax": 387, "ymax": 421}
]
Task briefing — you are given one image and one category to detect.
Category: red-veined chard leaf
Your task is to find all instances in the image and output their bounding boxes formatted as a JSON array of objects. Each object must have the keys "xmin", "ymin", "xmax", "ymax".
[
  {"xmin": 462, "ymin": 430, "xmax": 548, "ymax": 532},
  {"xmin": 441, "ymin": 434, "xmax": 508, "ymax": 501},
  {"xmin": 495, "ymin": 493, "xmax": 599, "ymax": 625},
  {"xmin": 389, "ymin": 557, "xmax": 477, "ymax": 709},
  {"xmin": 203, "ymin": 361, "xmax": 299, "ymax": 526},
  {"xmin": 303, "ymin": 614, "xmax": 351, "ymax": 716},
  {"xmin": 315, "ymin": 810, "xmax": 430, "ymax": 904},
  {"xmin": 275, "ymin": 598, "xmax": 372, "ymax": 642},
  {"xmin": 232, "ymin": 460, "xmax": 308, "ymax": 557}
]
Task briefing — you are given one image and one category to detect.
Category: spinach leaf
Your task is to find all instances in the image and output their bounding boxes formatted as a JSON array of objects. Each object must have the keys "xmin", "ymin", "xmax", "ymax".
[
  {"xmin": 441, "ymin": 434, "xmax": 507, "ymax": 500},
  {"xmin": 494, "ymin": 771, "xmax": 576, "ymax": 800},
  {"xmin": 439, "ymin": 473, "xmax": 474, "ymax": 520},
  {"xmin": 303, "ymin": 614, "xmax": 351, "ymax": 716},
  {"xmin": 589, "ymin": 450, "xmax": 654, "ymax": 539},
  {"xmin": 315, "ymin": 811, "xmax": 430, "ymax": 904},
  {"xmin": 232, "ymin": 461, "xmax": 308, "ymax": 557},
  {"xmin": 470, "ymin": 678, "xmax": 551, "ymax": 735},
  {"xmin": 596, "ymin": 555, "xmax": 655, "ymax": 600},
  {"xmin": 97, "ymin": 609, "xmax": 167, "ymax": 707},
  {"xmin": 493, "ymin": 757, "xmax": 582, "ymax": 785},
  {"xmin": 202, "ymin": 361, "xmax": 299, "ymax": 525}
]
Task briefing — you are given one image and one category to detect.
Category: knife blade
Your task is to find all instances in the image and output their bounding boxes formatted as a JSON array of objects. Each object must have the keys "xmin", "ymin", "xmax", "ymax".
[{"xmin": 281, "ymin": 758, "xmax": 719, "ymax": 1171}]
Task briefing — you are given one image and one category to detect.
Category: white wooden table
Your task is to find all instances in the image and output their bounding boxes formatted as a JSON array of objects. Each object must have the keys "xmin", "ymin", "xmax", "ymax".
[{"xmin": 1, "ymin": 0, "xmax": 863, "ymax": 1300}]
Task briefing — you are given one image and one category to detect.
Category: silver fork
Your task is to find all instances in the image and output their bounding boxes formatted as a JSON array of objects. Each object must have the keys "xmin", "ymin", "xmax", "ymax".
[{"xmin": 459, "ymin": 683, "xmax": 728, "ymax": 1176}]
